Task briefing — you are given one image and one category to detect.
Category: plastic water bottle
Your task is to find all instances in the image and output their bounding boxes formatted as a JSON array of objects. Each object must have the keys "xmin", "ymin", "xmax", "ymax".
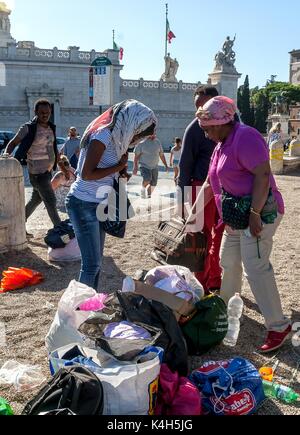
[
  {"xmin": 223, "ymin": 293, "xmax": 244, "ymax": 347},
  {"xmin": 0, "ymin": 397, "xmax": 14, "ymax": 415},
  {"xmin": 263, "ymin": 380, "xmax": 299, "ymax": 404}
]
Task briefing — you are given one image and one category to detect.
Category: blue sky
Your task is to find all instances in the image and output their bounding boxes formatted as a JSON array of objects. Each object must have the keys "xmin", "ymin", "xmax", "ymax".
[{"xmin": 7, "ymin": 0, "xmax": 300, "ymax": 88}]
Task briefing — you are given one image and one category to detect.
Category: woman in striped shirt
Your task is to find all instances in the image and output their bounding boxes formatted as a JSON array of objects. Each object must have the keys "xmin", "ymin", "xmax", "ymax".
[{"xmin": 66, "ymin": 100, "xmax": 157, "ymax": 291}]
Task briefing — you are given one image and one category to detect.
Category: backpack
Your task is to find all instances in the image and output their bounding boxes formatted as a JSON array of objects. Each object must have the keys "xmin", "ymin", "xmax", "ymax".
[
  {"xmin": 181, "ymin": 295, "xmax": 228, "ymax": 356},
  {"xmin": 22, "ymin": 366, "xmax": 104, "ymax": 416},
  {"xmin": 44, "ymin": 220, "xmax": 75, "ymax": 249}
]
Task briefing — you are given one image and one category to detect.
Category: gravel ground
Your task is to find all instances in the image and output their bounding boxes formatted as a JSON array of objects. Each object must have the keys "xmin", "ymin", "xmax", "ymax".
[{"xmin": 0, "ymin": 172, "xmax": 299, "ymax": 415}]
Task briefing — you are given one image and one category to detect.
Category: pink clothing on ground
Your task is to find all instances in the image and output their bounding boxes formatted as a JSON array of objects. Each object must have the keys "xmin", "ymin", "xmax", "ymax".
[{"xmin": 208, "ymin": 123, "xmax": 285, "ymax": 218}]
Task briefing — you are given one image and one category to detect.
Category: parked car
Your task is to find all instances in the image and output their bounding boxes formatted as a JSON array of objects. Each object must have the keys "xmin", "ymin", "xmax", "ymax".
[{"xmin": 0, "ymin": 131, "xmax": 14, "ymax": 153}]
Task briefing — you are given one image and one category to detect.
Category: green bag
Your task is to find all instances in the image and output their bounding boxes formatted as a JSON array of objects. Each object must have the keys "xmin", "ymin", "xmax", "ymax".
[{"xmin": 181, "ymin": 295, "xmax": 228, "ymax": 356}]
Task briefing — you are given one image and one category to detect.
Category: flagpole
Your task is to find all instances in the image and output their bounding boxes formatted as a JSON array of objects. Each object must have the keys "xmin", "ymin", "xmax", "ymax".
[
  {"xmin": 165, "ymin": 3, "xmax": 168, "ymax": 58},
  {"xmin": 113, "ymin": 29, "xmax": 115, "ymax": 49}
]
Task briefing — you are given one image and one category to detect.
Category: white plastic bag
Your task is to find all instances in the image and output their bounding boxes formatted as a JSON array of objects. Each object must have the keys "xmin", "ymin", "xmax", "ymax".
[
  {"xmin": 49, "ymin": 343, "xmax": 163, "ymax": 416},
  {"xmin": 48, "ymin": 238, "xmax": 81, "ymax": 262},
  {"xmin": 145, "ymin": 266, "xmax": 204, "ymax": 302},
  {"xmin": 0, "ymin": 360, "xmax": 46, "ymax": 392},
  {"xmin": 45, "ymin": 280, "xmax": 97, "ymax": 353}
]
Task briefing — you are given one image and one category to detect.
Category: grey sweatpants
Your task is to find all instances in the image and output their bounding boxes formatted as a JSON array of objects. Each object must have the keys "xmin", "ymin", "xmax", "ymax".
[{"xmin": 220, "ymin": 214, "xmax": 290, "ymax": 332}]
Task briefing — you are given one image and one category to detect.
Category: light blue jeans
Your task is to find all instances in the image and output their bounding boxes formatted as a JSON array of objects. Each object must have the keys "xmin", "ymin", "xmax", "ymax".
[{"xmin": 66, "ymin": 194, "xmax": 106, "ymax": 291}]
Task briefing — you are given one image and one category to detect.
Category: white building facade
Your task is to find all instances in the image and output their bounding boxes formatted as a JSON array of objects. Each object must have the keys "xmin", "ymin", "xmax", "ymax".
[{"xmin": 0, "ymin": 3, "xmax": 241, "ymax": 146}]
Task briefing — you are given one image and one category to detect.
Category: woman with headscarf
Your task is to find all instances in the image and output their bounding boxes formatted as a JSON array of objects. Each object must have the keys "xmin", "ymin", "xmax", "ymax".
[
  {"xmin": 66, "ymin": 100, "xmax": 157, "ymax": 290},
  {"xmin": 187, "ymin": 96, "xmax": 291, "ymax": 353},
  {"xmin": 267, "ymin": 123, "xmax": 282, "ymax": 148}
]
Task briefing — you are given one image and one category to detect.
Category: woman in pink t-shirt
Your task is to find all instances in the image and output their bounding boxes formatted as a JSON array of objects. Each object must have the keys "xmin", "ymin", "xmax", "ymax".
[{"xmin": 187, "ymin": 96, "xmax": 291, "ymax": 353}]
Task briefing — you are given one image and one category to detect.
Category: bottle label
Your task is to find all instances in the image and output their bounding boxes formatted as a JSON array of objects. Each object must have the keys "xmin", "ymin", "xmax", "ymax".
[{"xmin": 276, "ymin": 385, "xmax": 290, "ymax": 400}]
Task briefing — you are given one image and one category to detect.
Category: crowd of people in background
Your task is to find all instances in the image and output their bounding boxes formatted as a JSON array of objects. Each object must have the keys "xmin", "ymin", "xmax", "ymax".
[{"xmin": 3, "ymin": 86, "xmax": 291, "ymax": 353}]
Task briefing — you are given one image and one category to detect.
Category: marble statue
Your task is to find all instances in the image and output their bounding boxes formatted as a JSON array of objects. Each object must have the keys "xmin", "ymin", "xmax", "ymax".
[
  {"xmin": 214, "ymin": 35, "xmax": 237, "ymax": 72},
  {"xmin": 1, "ymin": 17, "xmax": 10, "ymax": 32},
  {"xmin": 161, "ymin": 53, "xmax": 179, "ymax": 82},
  {"xmin": 0, "ymin": 2, "xmax": 10, "ymax": 14},
  {"xmin": 272, "ymin": 92, "xmax": 289, "ymax": 115}
]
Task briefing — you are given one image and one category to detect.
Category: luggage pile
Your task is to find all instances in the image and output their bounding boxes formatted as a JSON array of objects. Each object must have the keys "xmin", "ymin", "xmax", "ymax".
[{"xmin": 20, "ymin": 267, "xmax": 265, "ymax": 416}]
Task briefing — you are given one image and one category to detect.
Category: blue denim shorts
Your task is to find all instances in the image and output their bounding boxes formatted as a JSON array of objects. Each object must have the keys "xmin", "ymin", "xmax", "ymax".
[{"xmin": 140, "ymin": 167, "xmax": 159, "ymax": 186}]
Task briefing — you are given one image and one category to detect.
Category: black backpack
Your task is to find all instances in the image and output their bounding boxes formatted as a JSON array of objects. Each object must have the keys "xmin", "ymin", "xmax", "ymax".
[
  {"xmin": 22, "ymin": 366, "xmax": 104, "ymax": 416},
  {"xmin": 44, "ymin": 220, "xmax": 75, "ymax": 249}
]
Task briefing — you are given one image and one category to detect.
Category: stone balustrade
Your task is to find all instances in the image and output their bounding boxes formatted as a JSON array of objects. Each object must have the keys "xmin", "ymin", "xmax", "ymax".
[
  {"xmin": 0, "ymin": 45, "xmax": 107, "ymax": 64},
  {"xmin": 121, "ymin": 78, "xmax": 201, "ymax": 92}
]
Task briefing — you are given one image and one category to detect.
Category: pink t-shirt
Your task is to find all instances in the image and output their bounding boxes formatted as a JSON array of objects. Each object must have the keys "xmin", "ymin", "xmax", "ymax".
[{"xmin": 208, "ymin": 123, "xmax": 285, "ymax": 218}]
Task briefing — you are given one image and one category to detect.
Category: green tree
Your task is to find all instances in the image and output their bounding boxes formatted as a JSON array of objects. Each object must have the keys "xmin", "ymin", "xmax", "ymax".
[
  {"xmin": 250, "ymin": 82, "xmax": 300, "ymax": 133},
  {"xmin": 252, "ymin": 88, "xmax": 270, "ymax": 133},
  {"xmin": 265, "ymin": 82, "xmax": 300, "ymax": 107},
  {"xmin": 237, "ymin": 85, "xmax": 243, "ymax": 114},
  {"xmin": 249, "ymin": 105, "xmax": 255, "ymax": 127},
  {"xmin": 239, "ymin": 75, "xmax": 254, "ymax": 126}
]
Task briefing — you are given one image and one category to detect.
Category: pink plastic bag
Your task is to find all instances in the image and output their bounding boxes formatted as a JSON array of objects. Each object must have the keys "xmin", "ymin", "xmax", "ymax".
[
  {"xmin": 78, "ymin": 294, "xmax": 108, "ymax": 312},
  {"xmin": 155, "ymin": 364, "xmax": 202, "ymax": 416}
]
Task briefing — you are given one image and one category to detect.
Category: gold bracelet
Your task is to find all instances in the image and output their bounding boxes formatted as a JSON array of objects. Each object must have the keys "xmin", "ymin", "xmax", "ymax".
[{"xmin": 250, "ymin": 208, "xmax": 261, "ymax": 217}]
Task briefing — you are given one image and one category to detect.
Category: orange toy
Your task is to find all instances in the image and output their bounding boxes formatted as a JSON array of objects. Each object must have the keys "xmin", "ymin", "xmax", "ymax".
[{"xmin": 0, "ymin": 268, "xmax": 44, "ymax": 293}]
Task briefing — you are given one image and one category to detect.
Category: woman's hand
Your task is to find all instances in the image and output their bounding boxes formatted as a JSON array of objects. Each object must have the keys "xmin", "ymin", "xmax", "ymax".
[
  {"xmin": 119, "ymin": 153, "xmax": 129, "ymax": 170},
  {"xmin": 225, "ymin": 225, "xmax": 235, "ymax": 235},
  {"xmin": 249, "ymin": 213, "xmax": 263, "ymax": 237}
]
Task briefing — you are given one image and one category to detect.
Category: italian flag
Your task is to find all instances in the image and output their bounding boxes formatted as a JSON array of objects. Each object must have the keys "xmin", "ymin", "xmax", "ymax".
[
  {"xmin": 113, "ymin": 41, "xmax": 124, "ymax": 60},
  {"xmin": 167, "ymin": 19, "xmax": 176, "ymax": 43}
]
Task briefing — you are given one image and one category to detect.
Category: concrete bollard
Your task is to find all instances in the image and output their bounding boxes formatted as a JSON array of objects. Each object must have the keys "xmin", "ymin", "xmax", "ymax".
[
  {"xmin": 269, "ymin": 140, "xmax": 284, "ymax": 175},
  {"xmin": 289, "ymin": 139, "xmax": 300, "ymax": 157},
  {"xmin": 0, "ymin": 155, "xmax": 27, "ymax": 251}
]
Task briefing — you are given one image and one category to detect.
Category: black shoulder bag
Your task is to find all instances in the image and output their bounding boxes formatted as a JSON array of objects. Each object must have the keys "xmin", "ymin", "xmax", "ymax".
[{"xmin": 102, "ymin": 177, "xmax": 135, "ymax": 239}]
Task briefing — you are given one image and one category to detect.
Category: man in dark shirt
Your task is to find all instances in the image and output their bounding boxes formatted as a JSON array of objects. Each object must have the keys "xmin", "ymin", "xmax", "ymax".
[{"xmin": 178, "ymin": 85, "xmax": 224, "ymax": 294}]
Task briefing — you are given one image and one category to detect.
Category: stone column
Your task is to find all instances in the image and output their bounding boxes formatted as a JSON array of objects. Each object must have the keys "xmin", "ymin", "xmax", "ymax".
[
  {"xmin": 270, "ymin": 139, "xmax": 284, "ymax": 175},
  {"xmin": 208, "ymin": 71, "xmax": 242, "ymax": 103},
  {"xmin": 53, "ymin": 47, "xmax": 58, "ymax": 61},
  {"xmin": 90, "ymin": 49, "xmax": 96, "ymax": 63},
  {"xmin": 289, "ymin": 139, "xmax": 300, "ymax": 157},
  {"xmin": 7, "ymin": 41, "xmax": 16, "ymax": 58},
  {"xmin": 69, "ymin": 46, "xmax": 79, "ymax": 62}
]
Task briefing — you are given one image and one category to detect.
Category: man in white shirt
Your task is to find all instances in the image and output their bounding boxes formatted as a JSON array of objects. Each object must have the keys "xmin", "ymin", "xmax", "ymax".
[{"xmin": 133, "ymin": 136, "xmax": 169, "ymax": 198}]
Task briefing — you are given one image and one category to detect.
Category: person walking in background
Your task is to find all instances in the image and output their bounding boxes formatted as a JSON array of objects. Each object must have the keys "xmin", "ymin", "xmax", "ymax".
[
  {"xmin": 66, "ymin": 99, "xmax": 157, "ymax": 291},
  {"xmin": 133, "ymin": 135, "xmax": 169, "ymax": 199},
  {"xmin": 170, "ymin": 137, "xmax": 182, "ymax": 184},
  {"xmin": 178, "ymin": 85, "xmax": 224, "ymax": 295},
  {"xmin": 267, "ymin": 123, "xmax": 282, "ymax": 148},
  {"xmin": 61, "ymin": 126, "xmax": 81, "ymax": 169},
  {"xmin": 5, "ymin": 99, "xmax": 61, "ymax": 234},
  {"xmin": 51, "ymin": 156, "xmax": 76, "ymax": 213},
  {"xmin": 191, "ymin": 96, "xmax": 291, "ymax": 353}
]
